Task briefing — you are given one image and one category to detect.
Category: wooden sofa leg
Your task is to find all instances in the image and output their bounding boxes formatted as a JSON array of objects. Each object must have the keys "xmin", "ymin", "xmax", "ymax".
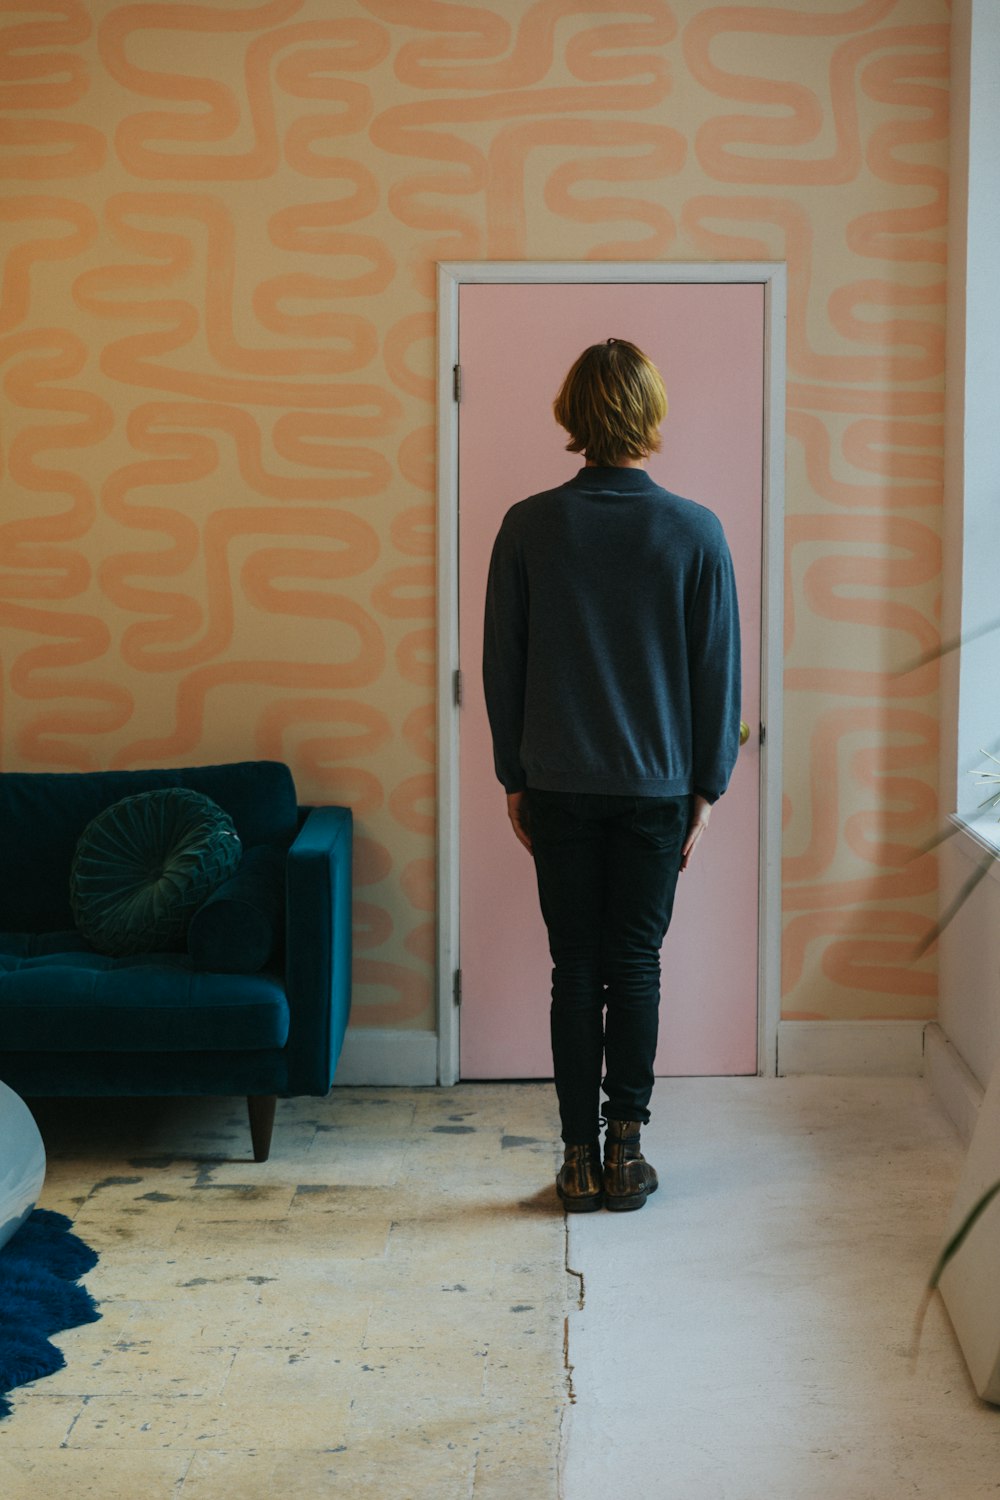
[{"xmin": 247, "ymin": 1094, "xmax": 277, "ymax": 1162}]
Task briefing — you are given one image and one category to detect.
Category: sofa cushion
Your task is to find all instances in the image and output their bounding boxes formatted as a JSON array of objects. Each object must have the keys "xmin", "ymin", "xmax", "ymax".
[
  {"xmin": 0, "ymin": 948, "xmax": 290, "ymax": 1053},
  {"xmin": 70, "ymin": 789, "xmax": 242, "ymax": 956},
  {"xmin": 187, "ymin": 846, "xmax": 285, "ymax": 975},
  {"xmin": 0, "ymin": 761, "xmax": 298, "ymax": 933}
]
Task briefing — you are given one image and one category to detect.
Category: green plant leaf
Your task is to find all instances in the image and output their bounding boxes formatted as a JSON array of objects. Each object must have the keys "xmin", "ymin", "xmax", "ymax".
[
  {"xmin": 928, "ymin": 1177, "xmax": 1000, "ymax": 1291},
  {"xmin": 910, "ymin": 1177, "xmax": 1000, "ymax": 1368},
  {"xmin": 912, "ymin": 846, "xmax": 996, "ymax": 957}
]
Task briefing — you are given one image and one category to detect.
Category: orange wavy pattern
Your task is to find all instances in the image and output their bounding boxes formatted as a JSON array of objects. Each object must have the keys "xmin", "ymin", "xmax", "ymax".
[{"xmin": 0, "ymin": 0, "xmax": 948, "ymax": 1028}]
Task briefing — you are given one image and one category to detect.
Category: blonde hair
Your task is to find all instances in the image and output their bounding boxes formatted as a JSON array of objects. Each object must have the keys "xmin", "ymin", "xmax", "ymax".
[{"xmin": 553, "ymin": 338, "xmax": 667, "ymax": 467}]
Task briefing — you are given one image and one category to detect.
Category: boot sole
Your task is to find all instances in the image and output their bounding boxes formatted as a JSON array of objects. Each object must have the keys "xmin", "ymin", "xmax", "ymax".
[
  {"xmin": 604, "ymin": 1178, "xmax": 659, "ymax": 1213},
  {"xmin": 557, "ymin": 1187, "xmax": 605, "ymax": 1213}
]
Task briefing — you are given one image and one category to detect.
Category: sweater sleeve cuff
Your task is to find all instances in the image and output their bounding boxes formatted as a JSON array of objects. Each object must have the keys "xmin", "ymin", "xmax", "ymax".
[{"xmin": 693, "ymin": 786, "xmax": 719, "ymax": 805}]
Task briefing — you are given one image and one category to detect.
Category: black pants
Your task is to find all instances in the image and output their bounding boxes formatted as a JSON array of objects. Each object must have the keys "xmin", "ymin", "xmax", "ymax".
[{"xmin": 528, "ymin": 789, "xmax": 690, "ymax": 1145}]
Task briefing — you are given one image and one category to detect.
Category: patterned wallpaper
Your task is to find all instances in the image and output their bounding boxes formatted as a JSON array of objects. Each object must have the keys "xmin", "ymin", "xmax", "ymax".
[{"xmin": 0, "ymin": 0, "xmax": 947, "ymax": 1032}]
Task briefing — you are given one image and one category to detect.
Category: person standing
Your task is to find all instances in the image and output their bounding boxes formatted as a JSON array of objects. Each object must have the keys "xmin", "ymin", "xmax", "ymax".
[{"xmin": 482, "ymin": 338, "xmax": 742, "ymax": 1213}]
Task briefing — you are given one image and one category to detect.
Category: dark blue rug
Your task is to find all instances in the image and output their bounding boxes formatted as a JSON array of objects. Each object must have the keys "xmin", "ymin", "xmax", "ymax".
[{"xmin": 0, "ymin": 1209, "xmax": 101, "ymax": 1419}]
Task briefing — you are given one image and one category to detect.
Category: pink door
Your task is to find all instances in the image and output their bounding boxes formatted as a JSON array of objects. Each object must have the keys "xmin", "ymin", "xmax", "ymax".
[{"xmin": 458, "ymin": 281, "xmax": 763, "ymax": 1079}]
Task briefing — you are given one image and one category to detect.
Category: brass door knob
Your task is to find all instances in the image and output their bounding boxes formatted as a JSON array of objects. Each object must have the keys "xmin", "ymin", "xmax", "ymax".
[{"xmin": 739, "ymin": 720, "xmax": 750, "ymax": 746}]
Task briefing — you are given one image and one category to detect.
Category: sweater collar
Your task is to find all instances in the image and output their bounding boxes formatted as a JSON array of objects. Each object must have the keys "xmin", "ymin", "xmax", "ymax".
[{"xmin": 569, "ymin": 465, "xmax": 658, "ymax": 493}]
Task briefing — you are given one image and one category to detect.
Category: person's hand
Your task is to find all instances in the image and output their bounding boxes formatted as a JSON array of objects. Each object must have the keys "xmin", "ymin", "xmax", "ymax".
[
  {"xmin": 680, "ymin": 795, "xmax": 711, "ymax": 871},
  {"xmin": 506, "ymin": 791, "xmax": 533, "ymax": 855}
]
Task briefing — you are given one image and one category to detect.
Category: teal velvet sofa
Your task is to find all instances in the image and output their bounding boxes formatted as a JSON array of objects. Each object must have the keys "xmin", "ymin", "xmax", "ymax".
[{"xmin": 0, "ymin": 761, "xmax": 352, "ymax": 1161}]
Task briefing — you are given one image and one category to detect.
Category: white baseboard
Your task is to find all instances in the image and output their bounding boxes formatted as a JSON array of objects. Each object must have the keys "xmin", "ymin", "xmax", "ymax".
[
  {"xmin": 777, "ymin": 1020, "xmax": 927, "ymax": 1077},
  {"xmin": 336, "ymin": 1019, "xmax": 946, "ymax": 1089},
  {"xmin": 333, "ymin": 1027, "xmax": 439, "ymax": 1087},
  {"xmin": 924, "ymin": 1022, "xmax": 985, "ymax": 1143}
]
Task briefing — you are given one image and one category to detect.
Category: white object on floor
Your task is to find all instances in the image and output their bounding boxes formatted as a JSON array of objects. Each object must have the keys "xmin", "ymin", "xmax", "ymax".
[
  {"xmin": 939, "ymin": 1054, "xmax": 1000, "ymax": 1402},
  {"xmin": 0, "ymin": 1079, "xmax": 46, "ymax": 1249}
]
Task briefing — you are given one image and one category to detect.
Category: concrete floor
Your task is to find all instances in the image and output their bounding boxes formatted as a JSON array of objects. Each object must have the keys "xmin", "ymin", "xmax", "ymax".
[
  {"xmin": 562, "ymin": 1076, "xmax": 1000, "ymax": 1500},
  {"xmin": 0, "ymin": 1085, "xmax": 570, "ymax": 1499},
  {"xmin": 1, "ymin": 1076, "xmax": 998, "ymax": 1498}
]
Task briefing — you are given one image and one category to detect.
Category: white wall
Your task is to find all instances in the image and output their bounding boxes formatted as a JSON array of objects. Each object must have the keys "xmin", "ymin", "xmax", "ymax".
[
  {"xmin": 938, "ymin": 844, "xmax": 1000, "ymax": 1094},
  {"xmin": 953, "ymin": 0, "xmax": 1000, "ymax": 829},
  {"xmin": 937, "ymin": 0, "xmax": 1000, "ymax": 1112}
]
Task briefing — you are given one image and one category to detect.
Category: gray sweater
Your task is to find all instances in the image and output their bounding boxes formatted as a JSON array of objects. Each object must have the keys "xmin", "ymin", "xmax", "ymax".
[{"xmin": 482, "ymin": 465, "xmax": 741, "ymax": 802}]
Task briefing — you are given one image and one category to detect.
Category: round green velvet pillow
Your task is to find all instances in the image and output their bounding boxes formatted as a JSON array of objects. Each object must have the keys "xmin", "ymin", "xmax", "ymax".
[{"xmin": 70, "ymin": 788, "xmax": 242, "ymax": 956}]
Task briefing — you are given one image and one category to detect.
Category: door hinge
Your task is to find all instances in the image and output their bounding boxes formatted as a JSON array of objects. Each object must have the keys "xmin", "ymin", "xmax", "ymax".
[
  {"xmin": 453, "ymin": 968, "xmax": 462, "ymax": 1006},
  {"xmin": 453, "ymin": 363, "xmax": 462, "ymax": 402},
  {"xmin": 453, "ymin": 668, "xmax": 463, "ymax": 708},
  {"xmin": 759, "ymin": 722, "xmax": 766, "ymax": 746}
]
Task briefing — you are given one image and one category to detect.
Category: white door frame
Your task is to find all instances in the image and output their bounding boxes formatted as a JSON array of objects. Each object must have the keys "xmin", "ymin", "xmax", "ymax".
[{"xmin": 436, "ymin": 261, "xmax": 786, "ymax": 1087}]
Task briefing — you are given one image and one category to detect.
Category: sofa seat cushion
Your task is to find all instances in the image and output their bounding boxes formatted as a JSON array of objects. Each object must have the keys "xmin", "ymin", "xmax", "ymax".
[{"xmin": 0, "ymin": 947, "xmax": 289, "ymax": 1053}]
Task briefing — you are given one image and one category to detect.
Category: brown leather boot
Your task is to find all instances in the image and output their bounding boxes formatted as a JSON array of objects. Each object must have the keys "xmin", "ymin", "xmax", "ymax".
[
  {"xmin": 556, "ymin": 1142, "xmax": 604, "ymax": 1213},
  {"xmin": 603, "ymin": 1119, "xmax": 658, "ymax": 1212}
]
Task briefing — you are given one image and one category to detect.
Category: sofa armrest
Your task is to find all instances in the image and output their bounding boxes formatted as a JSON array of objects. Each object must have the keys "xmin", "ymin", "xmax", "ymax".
[{"xmin": 284, "ymin": 805, "xmax": 353, "ymax": 1094}]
